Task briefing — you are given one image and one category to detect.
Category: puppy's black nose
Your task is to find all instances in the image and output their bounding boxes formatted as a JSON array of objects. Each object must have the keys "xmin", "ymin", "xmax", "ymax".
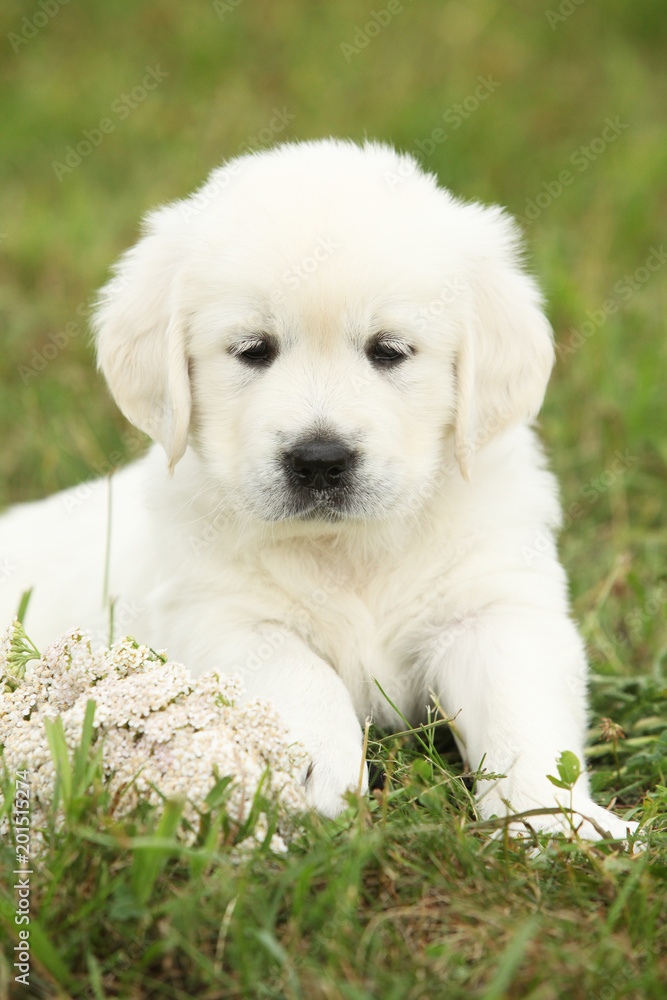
[{"xmin": 285, "ymin": 441, "xmax": 355, "ymax": 490}]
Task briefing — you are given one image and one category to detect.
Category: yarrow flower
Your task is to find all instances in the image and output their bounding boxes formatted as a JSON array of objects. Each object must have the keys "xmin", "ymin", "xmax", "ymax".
[{"xmin": 0, "ymin": 620, "xmax": 308, "ymax": 852}]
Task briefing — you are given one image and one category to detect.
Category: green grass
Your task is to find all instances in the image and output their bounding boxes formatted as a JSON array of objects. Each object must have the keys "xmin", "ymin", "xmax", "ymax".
[{"xmin": 1, "ymin": 0, "xmax": 666, "ymax": 996}]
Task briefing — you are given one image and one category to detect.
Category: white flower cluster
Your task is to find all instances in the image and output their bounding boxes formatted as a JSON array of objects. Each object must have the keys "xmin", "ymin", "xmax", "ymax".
[{"xmin": 0, "ymin": 621, "xmax": 308, "ymax": 852}]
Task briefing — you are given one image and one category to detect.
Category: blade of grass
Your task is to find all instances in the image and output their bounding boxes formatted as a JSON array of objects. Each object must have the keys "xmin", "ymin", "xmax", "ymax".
[
  {"xmin": 480, "ymin": 917, "xmax": 540, "ymax": 1000},
  {"xmin": 44, "ymin": 716, "xmax": 73, "ymax": 806},
  {"xmin": 15, "ymin": 588, "xmax": 33, "ymax": 624},
  {"xmin": 29, "ymin": 919, "xmax": 73, "ymax": 989},
  {"xmin": 130, "ymin": 798, "xmax": 183, "ymax": 906},
  {"xmin": 373, "ymin": 677, "xmax": 447, "ymax": 768}
]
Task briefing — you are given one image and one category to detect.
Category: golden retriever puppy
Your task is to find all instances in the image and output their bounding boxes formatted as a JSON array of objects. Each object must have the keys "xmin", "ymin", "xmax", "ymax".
[{"xmin": 0, "ymin": 139, "xmax": 638, "ymax": 842}]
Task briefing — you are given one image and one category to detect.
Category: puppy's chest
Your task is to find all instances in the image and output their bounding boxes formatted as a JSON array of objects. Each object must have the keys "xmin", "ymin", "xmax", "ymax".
[{"xmin": 258, "ymin": 546, "xmax": 457, "ymax": 719}]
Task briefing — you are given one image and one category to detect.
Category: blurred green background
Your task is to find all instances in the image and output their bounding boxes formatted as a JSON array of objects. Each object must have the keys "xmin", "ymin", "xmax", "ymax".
[{"xmin": 1, "ymin": 0, "xmax": 666, "ymax": 671}]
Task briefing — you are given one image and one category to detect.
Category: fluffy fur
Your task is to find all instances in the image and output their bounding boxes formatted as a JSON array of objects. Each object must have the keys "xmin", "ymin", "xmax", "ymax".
[{"xmin": 0, "ymin": 139, "xmax": 637, "ymax": 840}]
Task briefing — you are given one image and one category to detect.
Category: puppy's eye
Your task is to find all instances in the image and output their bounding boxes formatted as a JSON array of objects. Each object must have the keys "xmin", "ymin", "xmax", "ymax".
[
  {"xmin": 231, "ymin": 338, "xmax": 277, "ymax": 366},
  {"xmin": 367, "ymin": 338, "xmax": 414, "ymax": 366}
]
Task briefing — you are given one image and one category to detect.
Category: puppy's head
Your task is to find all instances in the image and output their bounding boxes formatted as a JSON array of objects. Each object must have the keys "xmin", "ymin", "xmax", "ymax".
[{"xmin": 93, "ymin": 139, "xmax": 553, "ymax": 524}]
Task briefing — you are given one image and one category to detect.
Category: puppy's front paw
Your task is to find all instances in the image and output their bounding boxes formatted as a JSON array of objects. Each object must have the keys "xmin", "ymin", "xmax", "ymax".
[
  {"xmin": 477, "ymin": 782, "xmax": 641, "ymax": 851},
  {"xmin": 566, "ymin": 799, "xmax": 642, "ymax": 849},
  {"xmin": 301, "ymin": 737, "xmax": 368, "ymax": 818}
]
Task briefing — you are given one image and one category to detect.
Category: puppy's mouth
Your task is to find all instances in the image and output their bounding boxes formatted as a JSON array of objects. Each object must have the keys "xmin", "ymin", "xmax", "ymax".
[
  {"xmin": 248, "ymin": 474, "xmax": 397, "ymax": 525},
  {"xmin": 252, "ymin": 480, "xmax": 360, "ymax": 523},
  {"xmin": 287, "ymin": 491, "xmax": 351, "ymax": 521}
]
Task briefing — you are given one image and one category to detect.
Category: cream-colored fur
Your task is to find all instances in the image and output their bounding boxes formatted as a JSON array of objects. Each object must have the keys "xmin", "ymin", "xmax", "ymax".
[{"xmin": 0, "ymin": 139, "xmax": 637, "ymax": 841}]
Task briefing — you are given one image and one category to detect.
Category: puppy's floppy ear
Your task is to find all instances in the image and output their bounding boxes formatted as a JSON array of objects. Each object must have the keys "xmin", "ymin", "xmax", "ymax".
[
  {"xmin": 454, "ymin": 207, "xmax": 554, "ymax": 479},
  {"xmin": 92, "ymin": 207, "xmax": 191, "ymax": 470}
]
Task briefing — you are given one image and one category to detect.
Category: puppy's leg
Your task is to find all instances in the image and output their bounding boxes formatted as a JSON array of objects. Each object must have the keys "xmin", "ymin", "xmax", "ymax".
[
  {"xmin": 223, "ymin": 627, "xmax": 367, "ymax": 818},
  {"xmin": 425, "ymin": 609, "xmax": 639, "ymax": 844}
]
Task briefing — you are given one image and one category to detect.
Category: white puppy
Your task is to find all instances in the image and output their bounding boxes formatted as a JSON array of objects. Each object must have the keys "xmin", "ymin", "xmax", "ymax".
[{"xmin": 0, "ymin": 139, "xmax": 637, "ymax": 841}]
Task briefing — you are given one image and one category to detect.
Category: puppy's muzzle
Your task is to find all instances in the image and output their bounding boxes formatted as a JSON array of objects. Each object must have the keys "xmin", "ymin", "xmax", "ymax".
[{"xmin": 284, "ymin": 440, "xmax": 356, "ymax": 491}]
